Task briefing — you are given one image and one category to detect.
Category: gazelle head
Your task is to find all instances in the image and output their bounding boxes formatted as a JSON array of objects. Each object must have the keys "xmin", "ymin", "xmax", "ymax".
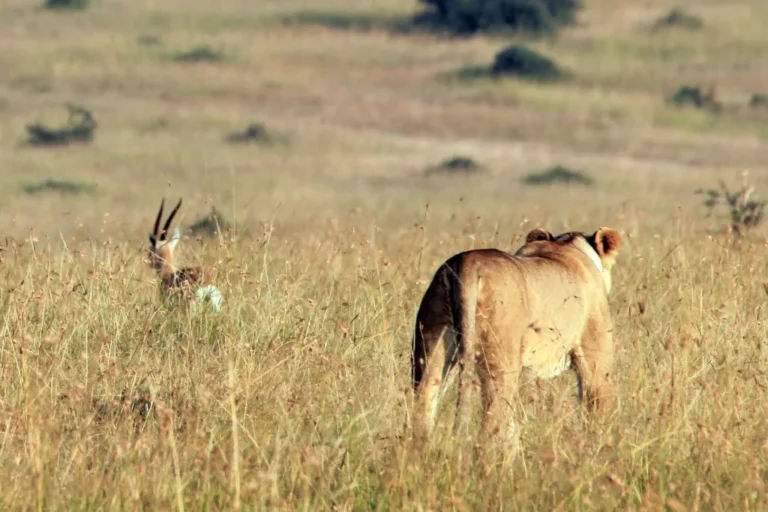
[{"xmin": 148, "ymin": 198, "xmax": 182, "ymax": 275}]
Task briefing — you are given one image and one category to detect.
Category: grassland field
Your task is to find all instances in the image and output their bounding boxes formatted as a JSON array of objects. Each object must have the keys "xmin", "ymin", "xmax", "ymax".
[{"xmin": 1, "ymin": 0, "xmax": 768, "ymax": 509}]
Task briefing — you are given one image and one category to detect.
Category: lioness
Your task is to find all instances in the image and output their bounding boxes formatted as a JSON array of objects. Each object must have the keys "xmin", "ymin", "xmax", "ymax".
[{"xmin": 411, "ymin": 227, "xmax": 621, "ymax": 455}]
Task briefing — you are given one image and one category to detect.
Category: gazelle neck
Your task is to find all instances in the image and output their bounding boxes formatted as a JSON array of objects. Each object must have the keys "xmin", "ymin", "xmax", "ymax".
[
  {"xmin": 158, "ymin": 260, "xmax": 178, "ymax": 278},
  {"xmin": 152, "ymin": 245, "xmax": 179, "ymax": 278}
]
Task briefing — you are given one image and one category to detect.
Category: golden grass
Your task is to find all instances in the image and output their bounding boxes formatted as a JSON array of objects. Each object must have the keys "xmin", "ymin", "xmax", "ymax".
[
  {"xmin": 2, "ymin": 217, "xmax": 768, "ymax": 509},
  {"xmin": 1, "ymin": 0, "xmax": 768, "ymax": 508}
]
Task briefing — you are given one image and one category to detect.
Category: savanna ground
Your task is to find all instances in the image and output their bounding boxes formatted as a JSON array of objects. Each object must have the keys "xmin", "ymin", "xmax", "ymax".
[{"xmin": 1, "ymin": 0, "xmax": 768, "ymax": 509}]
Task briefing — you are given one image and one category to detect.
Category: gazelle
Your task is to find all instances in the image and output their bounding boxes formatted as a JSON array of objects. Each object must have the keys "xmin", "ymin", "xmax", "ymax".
[{"xmin": 147, "ymin": 198, "xmax": 223, "ymax": 312}]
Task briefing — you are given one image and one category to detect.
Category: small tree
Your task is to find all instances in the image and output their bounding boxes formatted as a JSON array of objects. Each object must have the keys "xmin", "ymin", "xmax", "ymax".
[{"xmin": 696, "ymin": 172, "xmax": 767, "ymax": 236}]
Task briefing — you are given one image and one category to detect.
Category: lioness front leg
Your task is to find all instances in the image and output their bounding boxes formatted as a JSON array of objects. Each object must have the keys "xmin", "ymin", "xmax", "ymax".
[{"xmin": 573, "ymin": 329, "xmax": 615, "ymax": 412}]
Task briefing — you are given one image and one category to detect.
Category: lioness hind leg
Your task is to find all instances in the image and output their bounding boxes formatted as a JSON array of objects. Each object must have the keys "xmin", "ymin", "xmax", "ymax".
[
  {"xmin": 476, "ymin": 354, "xmax": 522, "ymax": 466},
  {"xmin": 453, "ymin": 352, "xmax": 476, "ymax": 438},
  {"xmin": 572, "ymin": 332, "xmax": 615, "ymax": 412},
  {"xmin": 412, "ymin": 326, "xmax": 458, "ymax": 444}
]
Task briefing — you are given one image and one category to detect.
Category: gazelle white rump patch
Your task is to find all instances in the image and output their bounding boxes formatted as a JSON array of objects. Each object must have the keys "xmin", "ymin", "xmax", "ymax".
[{"xmin": 193, "ymin": 284, "xmax": 223, "ymax": 312}]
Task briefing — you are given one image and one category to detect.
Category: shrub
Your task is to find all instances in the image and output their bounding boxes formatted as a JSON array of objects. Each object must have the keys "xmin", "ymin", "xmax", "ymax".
[
  {"xmin": 44, "ymin": 0, "xmax": 88, "ymax": 10},
  {"xmin": 26, "ymin": 104, "xmax": 96, "ymax": 146},
  {"xmin": 23, "ymin": 179, "xmax": 96, "ymax": 195},
  {"xmin": 172, "ymin": 46, "xmax": 225, "ymax": 63},
  {"xmin": 491, "ymin": 44, "xmax": 564, "ymax": 81},
  {"xmin": 668, "ymin": 85, "xmax": 705, "ymax": 107},
  {"xmin": 652, "ymin": 8, "xmax": 703, "ymax": 30},
  {"xmin": 522, "ymin": 165, "xmax": 594, "ymax": 186},
  {"xmin": 667, "ymin": 84, "xmax": 719, "ymax": 110},
  {"xmin": 417, "ymin": 0, "xmax": 581, "ymax": 35},
  {"xmin": 225, "ymin": 122, "xmax": 275, "ymax": 144},
  {"xmin": 137, "ymin": 35, "xmax": 162, "ymax": 46},
  {"xmin": 425, "ymin": 156, "xmax": 485, "ymax": 176},
  {"xmin": 140, "ymin": 117, "xmax": 170, "ymax": 133},
  {"xmin": 188, "ymin": 207, "xmax": 232, "ymax": 237},
  {"xmin": 750, "ymin": 93, "xmax": 768, "ymax": 109},
  {"xmin": 280, "ymin": 11, "xmax": 394, "ymax": 31},
  {"xmin": 695, "ymin": 173, "xmax": 766, "ymax": 236}
]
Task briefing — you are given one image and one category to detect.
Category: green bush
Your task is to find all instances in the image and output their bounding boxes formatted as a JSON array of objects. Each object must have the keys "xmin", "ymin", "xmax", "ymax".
[
  {"xmin": 281, "ymin": 11, "xmax": 395, "ymax": 31},
  {"xmin": 669, "ymin": 85, "xmax": 705, "ymax": 107},
  {"xmin": 652, "ymin": 8, "xmax": 703, "ymax": 30},
  {"xmin": 491, "ymin": 44, "xmax": 564, "ymax": 81},
  {"xmin": 140, "ymin": 117, "xmax": 170, "ymax": 134},
  {"xmin": 45, "ymin": 0, "xmax": 88, "ymax": 10},
  {"xmin": 137, "ymin": 35, "xmax": 162, "ymax": 46},
  {"xmin": 188, "ymin": 207, "xmax": 232, "ymax": 237},
  {"xmin": 225, "ymin": 122, "xmax": 273, "ymax": 144},
  {"xmin": 23, "ymin": 179, "xmax": 96, "ymax": 195},
  {"xmin": 750, "ymin": 93, "xmax": 768, "ymax": 109},
  {"xmin": 522, "ymin": 165, "xmax": 593, "ymax": 186},
  {"xmin": 172, "ymin": 46, "xmax": 225, "ymax": 63},
  {"xmin": 667, "ymin": 84, "xmax": 718, "ymax": 110},
  {"xmin": 695, "ymin": 174, "xmax": 766, "ymax": 236},
  {"xmin": 26, "ymin": 104, "xmax": 96, "ymax": 146},
  {"xmin": 425, "ymin": 156, "xmax": 484, "ymax": 176},
  {"xmin": 417, "ymin": 0, "xmax": 581, "ymax": 35}
]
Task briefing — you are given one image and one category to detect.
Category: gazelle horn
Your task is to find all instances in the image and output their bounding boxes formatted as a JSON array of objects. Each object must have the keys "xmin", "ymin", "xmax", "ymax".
[
  {"xmin": 153, "ymin": 198, "xmax": 165, "ymax": 239},
  {"xmin": 161, "ymin": 198, "xmax": 183, "ymax": 240}
]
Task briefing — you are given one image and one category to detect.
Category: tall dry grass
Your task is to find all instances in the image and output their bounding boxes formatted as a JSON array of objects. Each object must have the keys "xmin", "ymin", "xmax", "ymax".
[{"xmin": 1, "ymin": 208, "xmax": 767, "ymax": 509}]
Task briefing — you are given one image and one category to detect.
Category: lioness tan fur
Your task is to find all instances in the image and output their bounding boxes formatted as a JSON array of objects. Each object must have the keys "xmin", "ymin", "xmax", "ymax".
[{"xmin": 411, "ymin": 227, "xmax": 621, "ymax": 455}]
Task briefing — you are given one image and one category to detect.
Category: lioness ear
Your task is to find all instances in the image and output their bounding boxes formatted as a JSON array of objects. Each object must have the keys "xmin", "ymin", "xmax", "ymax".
[
  {"xmin": 525, "ymin": 228, "xmax": 553, "ymax": 243},
  {"xmin": 593, "ymin": 227, "xmax": 621, "ymax": 267}
]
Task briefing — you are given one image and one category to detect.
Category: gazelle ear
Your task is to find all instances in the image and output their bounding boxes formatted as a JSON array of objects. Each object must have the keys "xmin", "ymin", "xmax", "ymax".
[{"xmin": 168, "ymin": 228, "xmax": 181, "ymax": 250}]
